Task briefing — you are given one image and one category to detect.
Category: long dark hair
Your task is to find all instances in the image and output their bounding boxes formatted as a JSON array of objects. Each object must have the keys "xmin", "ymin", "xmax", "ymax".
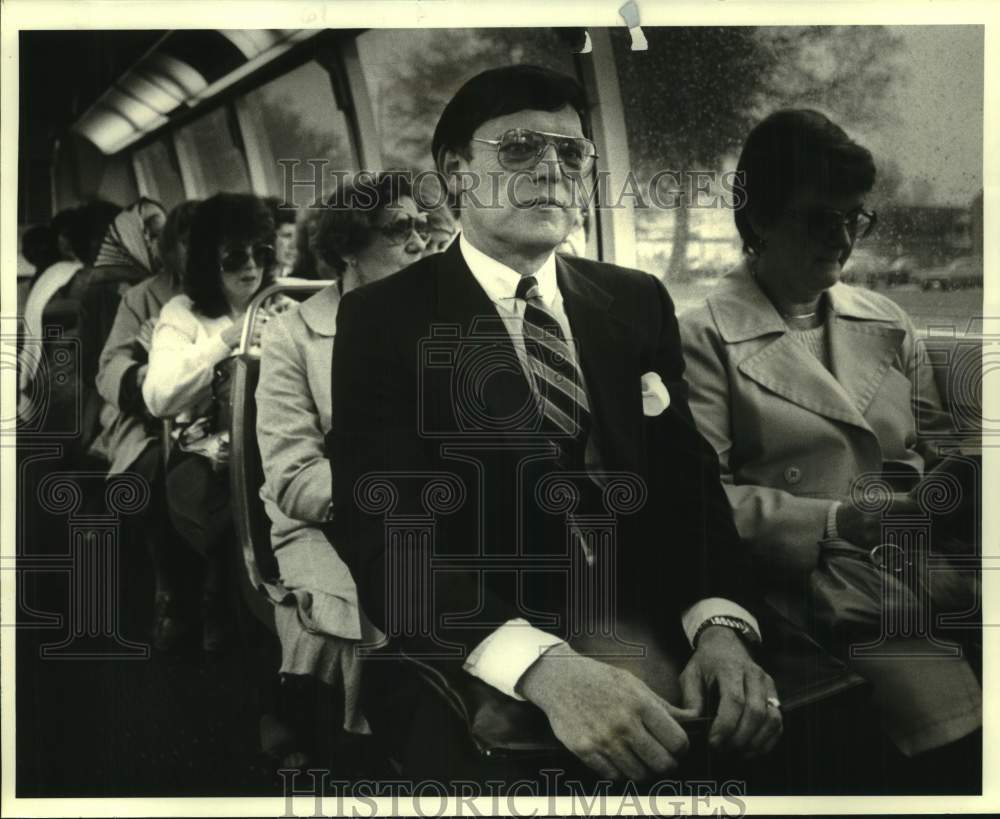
[{"xmin": 184, "ymin": 193, "xmax": 276, "ymax": 317}]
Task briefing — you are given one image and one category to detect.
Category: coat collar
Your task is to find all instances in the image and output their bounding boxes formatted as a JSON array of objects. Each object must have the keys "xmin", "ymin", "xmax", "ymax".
[
  {"xmin": 708, "ymin": 259, "xmax": 895, "ymax": 343},
  {"xmin": 298, "ymin": 283, "xmax": 340, "ymax": 337},
  {"xmin": 147, "ymin": 271, "xmax": 181, "ymax": 306},
  {"xmin": 709, "ymin": 259, "xmax": 906, "ymax": 434}
]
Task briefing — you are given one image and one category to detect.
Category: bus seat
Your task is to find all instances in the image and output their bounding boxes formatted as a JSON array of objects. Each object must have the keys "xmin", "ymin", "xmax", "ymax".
[
  {"xmin": 228, "ymin": 280, "xmax": 335, "ymax": 632},
  {"xmin": 230, "ymin": 351, "xmax": 279, "ymax": 631},
  {"xmin": 924, "ymin": 334, "xmax": 982, "ymax": 437}
]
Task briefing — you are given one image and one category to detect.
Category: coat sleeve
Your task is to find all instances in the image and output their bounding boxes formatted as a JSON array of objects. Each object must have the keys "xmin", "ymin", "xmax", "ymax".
[
  {"xmin": 678, "ymin": 304, "xmax": 832, "ymax": 574},
  {"xmin": 256, "ymin": 314, "xmax": 332, "ymax": 524},
  {"xmin": 142, "ymin": 300, "xmax": 231, "ymax": 419},
  {"xmin": 95, "ymin": 288, "xmax": 145, "ymax": 410}
]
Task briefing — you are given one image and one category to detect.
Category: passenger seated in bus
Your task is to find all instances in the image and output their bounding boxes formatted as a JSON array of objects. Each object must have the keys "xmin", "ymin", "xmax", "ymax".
[
  {"xmin": 422, "ymin": 203, "xmax": 458, "ymax": 256},
  {"xmin": 143, "ymin": 193, "xmax": 279, "ymax": 652},
  {"xmin": 265, "ymin": 195, "xmax": 299, "ymax": 276},
  {"xmin": 70, "ymin": 200, "xmax": 125, "ymax": 266},
  {"xmin": 20, "ymin": 224, "xmax": 63, "ymax": 290},
  {"xmin": 75, "ymin": 198, "xmax": 167, "ymax": 452},
  {"xmin": 91, "ymin": 200, "xmax": 199, "ymax": 651},
  {"xmin": 678, "ymin": 109, "xmax": 981, "ymax": 788},
  {"xmin": 18, "ymin": 210, "xmax": 84, "ymax": 417},
  {"xmin": 255, "ymin": 174, "xmax": 428, "ymax": 759}
]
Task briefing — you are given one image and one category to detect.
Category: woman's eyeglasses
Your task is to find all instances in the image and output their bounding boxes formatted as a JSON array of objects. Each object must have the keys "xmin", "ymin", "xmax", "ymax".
[
  {"xmin": 219, "ymin": 243, "xmax": 276, "ymax": 273},
  {"xmin": 789, "ymin": 207, "xmax": 877, "ymax": 244},
  {"xmin": 380, "ymin": 215, "xmax": 430, "ymax": 245},
  {"xmin": 471, "ymin": 129, "xmax": 598, "ymax": 174}
]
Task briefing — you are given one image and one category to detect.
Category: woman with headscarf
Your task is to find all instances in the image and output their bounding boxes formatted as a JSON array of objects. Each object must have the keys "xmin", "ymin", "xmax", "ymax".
[
  {"xmin": 77, "ymin": 198, "xmax": 167, "ymax": 454},
  {"xmin": 91, "ymin": 200, "xmax": 199, "ymax": 650}
]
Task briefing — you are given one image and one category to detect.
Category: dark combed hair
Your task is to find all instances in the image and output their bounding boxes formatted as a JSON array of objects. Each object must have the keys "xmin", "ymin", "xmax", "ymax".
[
  {"xmin": 431, "ymin": 64, "xmax": 589, "ymax": 170},
  {"xmin": 313, "ymin": 172, "xmax": 414, "ymax": 275},
  {"xmin": 184, "ymin": 193, "xmax": 276, "ymax": 317},
  {"xmin": 159, "ymin": 200, "xmax": 200, "ymax": 285},
  {"xmin": 65, "ymin": 200, "xmax": 122, "ymax": 265},
  {"xmin": 735, "ymin": 109, "xmax": 877, "ymax": 255},
  {"xmin": 21, "ymin": 224, "xmax": 61, "ymax": 272}
]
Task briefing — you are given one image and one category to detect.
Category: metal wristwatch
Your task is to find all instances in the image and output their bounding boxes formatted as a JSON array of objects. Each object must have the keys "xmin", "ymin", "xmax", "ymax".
[{"xmin": 694, "ymin": 615, "xmax": 760, "ymax": 647}]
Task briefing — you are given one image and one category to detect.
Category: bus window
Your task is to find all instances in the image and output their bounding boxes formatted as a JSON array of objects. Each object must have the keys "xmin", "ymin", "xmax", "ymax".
[
  {"xmin": 174, "ymin": 105, "xmax": 252, "ymax": 196},
  {"xmin": 238, "ymin": 60, "xmax": 357, "ymax": 197},
  {"xmin": 354, "ymin": 28, "xmax": 579, "ymax": 171},
  {"xmin": 609, "ymin": 26, "xmax": 984, "ymax": 328},
  {"xmin": 133, "ymin": 137, "xmax": 185, "ymax": 210}
]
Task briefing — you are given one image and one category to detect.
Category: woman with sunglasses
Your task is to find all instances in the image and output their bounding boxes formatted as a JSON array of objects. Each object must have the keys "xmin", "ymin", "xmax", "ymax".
[
  {"xmin": 144, "ymin": 193, "xmax": 279, "ymax": 652},
  {"xmin": 255, "ymin": 173, "xmax": 427, "ymax": 767},
  {"xmin": 679, "ymin": 110, "xmax": 980, "ymax": 787}
]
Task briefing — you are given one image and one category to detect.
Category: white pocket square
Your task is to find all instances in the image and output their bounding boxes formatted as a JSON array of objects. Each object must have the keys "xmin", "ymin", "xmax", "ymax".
[{"xmin": 641, "ymin": 371, "xmax": 670, "ymax": 416}]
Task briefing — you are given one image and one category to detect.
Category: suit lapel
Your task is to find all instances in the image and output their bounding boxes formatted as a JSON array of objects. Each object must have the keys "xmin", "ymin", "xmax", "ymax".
[{"xmin": 556, "ymin": 256, "xmax": 642, "ymax": 473}]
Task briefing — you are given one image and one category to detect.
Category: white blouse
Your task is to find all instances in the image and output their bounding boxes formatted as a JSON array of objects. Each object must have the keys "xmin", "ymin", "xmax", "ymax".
[{"xmin": 142, "ymin": 294, "xmax": 234, "ymax": 421}]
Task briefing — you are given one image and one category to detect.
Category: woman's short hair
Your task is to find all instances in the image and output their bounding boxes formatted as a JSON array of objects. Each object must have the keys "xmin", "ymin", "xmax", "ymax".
[
  {"xmin": 313, "ymin": 172, "xmax": 414, "ymax": 275},
  {"xmin": 159, "ymin": 200, "xmax": 200, "ymax": 285},
  {"xmin": 185, "ymin": 193, "xmax": 275, "ymax": 317},
  {"xmin": 735, "ymin": 109, "xmax": 876, "ymax": 254},
  {"xmin": 431, "ymin": 65, "xmax": 589, "ymax": 171}
]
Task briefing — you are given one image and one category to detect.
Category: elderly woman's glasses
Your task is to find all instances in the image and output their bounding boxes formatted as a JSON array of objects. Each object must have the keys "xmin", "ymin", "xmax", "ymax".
[
  {"xmin": 219, "ymin": 243, "xmax": 275, "ymax": 273},
  {"xmin": 790, "ymin": 207, "xmax": 877, "ymax": 244},
  {"xmin": 380, "ymin": 215, "xmax": 430, "ymax": 245},
  {"xmin": 471, "ymin": 129, "xmax": 598, "ymax": 174}
]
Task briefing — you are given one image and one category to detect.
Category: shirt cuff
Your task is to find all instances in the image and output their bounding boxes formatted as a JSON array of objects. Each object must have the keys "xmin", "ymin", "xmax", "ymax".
[
  {"xmin": 681, "ymin": 598, "xmax": 761, "ymax": 648},
  {"xmin": 462, "ymin": 618, "xmax": 566, "ymax": 701},
  {"xmin": 825, "ymin": 501, "xmax": 842, "ymax": 540}
]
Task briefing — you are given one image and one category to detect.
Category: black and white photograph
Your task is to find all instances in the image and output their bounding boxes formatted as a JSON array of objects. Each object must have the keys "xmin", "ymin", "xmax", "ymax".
[{"xmin": 1, "ymin": 1, "xmax": 995, "ymax": 814}]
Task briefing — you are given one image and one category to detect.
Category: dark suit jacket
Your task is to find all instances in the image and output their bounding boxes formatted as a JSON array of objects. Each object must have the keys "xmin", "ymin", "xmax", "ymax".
[{"xmin": 325, "ymin": 242, "xmax": 755, "ymax": 672}]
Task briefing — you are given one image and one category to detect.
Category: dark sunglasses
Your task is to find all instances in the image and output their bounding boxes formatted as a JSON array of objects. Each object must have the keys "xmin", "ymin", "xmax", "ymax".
[
  {"xmin": 471, "ymin": 129, "xmax": 598, "ymax": 174},
  {"xmin": 219, "ymin": 243, "xmax": 276, "ymax": 273},
  {"xmin": 788, "ymin": 207, "xmax": 877, "ymax": 244},
  {"xmin": 379, "ymin": 215, "xmax": 430, "ymax": 245}
]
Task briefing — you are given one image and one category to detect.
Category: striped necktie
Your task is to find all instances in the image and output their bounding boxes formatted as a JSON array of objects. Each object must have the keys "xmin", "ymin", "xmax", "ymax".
[{"xmin": 515, "ymin": 275, "xmax": 592, "ymax": 450}]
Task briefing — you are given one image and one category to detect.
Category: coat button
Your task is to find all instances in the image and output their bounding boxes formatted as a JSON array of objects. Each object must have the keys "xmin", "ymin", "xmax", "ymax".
[{"xmin": 784, "ymin": 466, "xmax": 802, "ymax": 485}]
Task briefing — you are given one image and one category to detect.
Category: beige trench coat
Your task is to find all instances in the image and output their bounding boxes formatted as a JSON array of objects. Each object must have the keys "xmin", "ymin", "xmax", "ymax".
[{"xmin": 679, "ymin": 261, "xmax": 980, "ymax": 755}]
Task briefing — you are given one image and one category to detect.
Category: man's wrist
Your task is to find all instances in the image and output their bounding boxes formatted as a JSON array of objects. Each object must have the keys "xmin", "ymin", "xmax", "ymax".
[
  {"xmin": 693, "ymin": 616, "xmax": 760, "ymax": 649},
  {"xmin": 516, "ymin": 644, "xmax": 567, "ymax": 705}
]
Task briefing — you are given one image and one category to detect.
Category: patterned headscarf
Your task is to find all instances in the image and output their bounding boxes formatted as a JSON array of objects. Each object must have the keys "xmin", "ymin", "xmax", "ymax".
[{"xmin": 93, "ymin": 197, "xmax": 164, "ymax": 274}]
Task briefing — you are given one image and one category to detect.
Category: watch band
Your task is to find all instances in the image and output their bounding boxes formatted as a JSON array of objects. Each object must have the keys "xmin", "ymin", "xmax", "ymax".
[{"xmin": 693, "ymin": 615, "xmax": 760, "ymax": 648}]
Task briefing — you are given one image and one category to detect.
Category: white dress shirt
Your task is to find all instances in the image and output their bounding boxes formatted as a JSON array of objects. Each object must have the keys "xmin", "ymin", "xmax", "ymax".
[{"xmin": 458, "ymin": 234, "xmax": 760, "ymax": 700}]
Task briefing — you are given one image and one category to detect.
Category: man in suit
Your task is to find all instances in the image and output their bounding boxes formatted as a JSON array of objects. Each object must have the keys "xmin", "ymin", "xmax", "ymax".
[{"xmin": 326, "ymin": 65, "xmax": 782, "ymax": 781}]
